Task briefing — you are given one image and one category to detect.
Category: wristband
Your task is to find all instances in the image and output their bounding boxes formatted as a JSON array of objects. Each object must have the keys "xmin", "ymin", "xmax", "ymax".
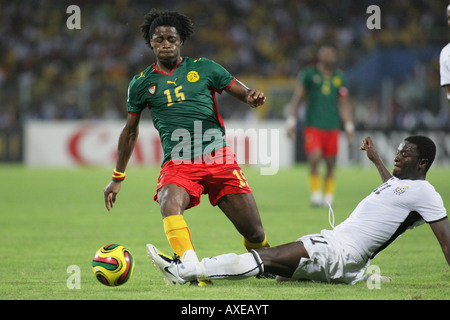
[
  {"xmin": 344, "ymin": 121, "xmax": 355, "ymax": 134},
  {"xmin": 286, "ymin": 115, "xmax": 296, "ymax": 129},
  {"xmin": 112, "ymin": 169, "xmax": 126, "ymax": 182}
]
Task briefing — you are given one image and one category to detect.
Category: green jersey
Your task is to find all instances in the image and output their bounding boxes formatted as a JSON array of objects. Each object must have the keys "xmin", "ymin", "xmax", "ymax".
[
  {"xmin": 299, "ymin": 67, "xmax": 348, "ymax": 130},
  {"xmin": 127, "ymin": 57, "xmax": 235, "ymax": 166}
]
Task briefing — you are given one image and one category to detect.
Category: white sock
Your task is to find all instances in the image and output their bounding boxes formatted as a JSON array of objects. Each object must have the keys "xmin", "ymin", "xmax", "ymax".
[
  {"xmin": 181, "ymin": 249, "xmax": 199, "ymax": 263},
  {"xmin": 180, "ymin": 251, "xmax": 264, "ymax": 281},
  {"xmin": 178, "ymin": 261, "xmax": 200, "ymax": 282},
  {"xmin": 177, "ymin": 249, "xmax": 200, "ymax": 282}
]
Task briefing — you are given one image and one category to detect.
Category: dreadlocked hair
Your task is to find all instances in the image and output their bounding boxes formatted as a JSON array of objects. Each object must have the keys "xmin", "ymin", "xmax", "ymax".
[{"xmin": 141, "ymin": 9, "xmax": 194, "ymax": 48}]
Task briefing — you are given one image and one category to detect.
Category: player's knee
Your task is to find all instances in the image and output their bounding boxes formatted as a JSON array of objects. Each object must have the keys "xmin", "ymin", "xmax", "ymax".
[
  {"xmin": 243, "ymin": 227, "xmax": 266, "ymax": 244},
  {"xmin": 158, "ymin": 184, "xmax": 190, "ymax": 216}
]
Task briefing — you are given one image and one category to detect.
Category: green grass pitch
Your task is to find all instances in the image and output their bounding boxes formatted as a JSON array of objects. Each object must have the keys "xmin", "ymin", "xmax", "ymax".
[{"xmin": 0, "ymin": 164, "xmax": 449, "ymax": 300}]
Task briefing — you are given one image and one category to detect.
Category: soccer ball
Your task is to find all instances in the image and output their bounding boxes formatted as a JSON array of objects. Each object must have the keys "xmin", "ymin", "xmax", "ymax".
[{"xmin": 92, "ymin": 244, "xmax": 135, "ymax": 286}]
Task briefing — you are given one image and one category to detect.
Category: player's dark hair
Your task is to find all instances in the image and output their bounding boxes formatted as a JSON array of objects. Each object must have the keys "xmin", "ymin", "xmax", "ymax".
[
  {"xmin": 405, "ymin": 135, "xmax": 436, "ymax": 171},
  {"xmin": 141, "ymin": 9, "xmax": 194, "ymax": 48}
]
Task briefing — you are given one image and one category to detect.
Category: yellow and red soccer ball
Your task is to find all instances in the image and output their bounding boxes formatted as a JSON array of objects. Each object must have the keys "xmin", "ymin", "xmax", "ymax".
[{"xmin": 92, "ymin": 244, "xmax": 134, "ymax": 286}]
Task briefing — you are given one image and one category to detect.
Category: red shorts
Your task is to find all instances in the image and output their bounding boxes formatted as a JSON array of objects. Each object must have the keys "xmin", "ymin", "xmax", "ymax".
[
  {"xmin": 153, "ymin": 146, "xmax": 252, "ymax": 209},
  {"xmin": 303, "ymin": 127, "xmax": 340, "ymax": 158}
]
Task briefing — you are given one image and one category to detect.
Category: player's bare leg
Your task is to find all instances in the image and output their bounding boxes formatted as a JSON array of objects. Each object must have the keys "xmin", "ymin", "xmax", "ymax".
[
  {"xmin": 257, "ymin": 241, "xmax": 308, "ymax": 279},
  {"xmin": 217, "ymin": 193, "xmax": 267, "ymax": 248},
  {"xmin": 158, "ymin": 184, "xmax": 191, "ymax": 217},
  {"xmin": 217, "ymin": 193, "xmax": 274, "ymax": 279}
]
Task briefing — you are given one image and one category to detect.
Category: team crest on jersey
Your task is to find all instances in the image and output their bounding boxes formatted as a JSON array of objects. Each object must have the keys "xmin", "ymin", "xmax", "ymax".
[
  {"xmin": 333, "ymin": 76, "xmax": 342, "ymax": 87},
  {"xmin": 187, "ymin": 71, "xmax": 199, "ymax": 83},
  {"xmin": 147, "ymin": 83, "xmax": 157, "ymax": 95},
  {"xmin": 393, "ymin": 186, "xmax": 410, "ymax": 195}
]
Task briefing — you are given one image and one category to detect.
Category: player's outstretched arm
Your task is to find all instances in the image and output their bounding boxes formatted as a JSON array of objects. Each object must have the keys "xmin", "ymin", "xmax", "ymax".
[
  {"xmin": 338, "ymin": 94, "xmax": 354, "ymax": 143},
  {"xmin": 286, "ymin": 84, "xmax": 307, "ymax": 138},
  {"xmin": 104, "ymin": 113, "xmax": 141, "ymax": 211},
  {"xmin": 430, "ymin": 218, "xmax": 450, "ymax": 266},
  {"xmin": 225, "ymin": 79, "xmax": 266, "ymax": 108},
  {"xmin": 360, "ymin": 136, "xmax": 392, "ymax": 183},
  {"xmin": 446, "ymin": 86, "xmax": 450, "ymax": 104}
]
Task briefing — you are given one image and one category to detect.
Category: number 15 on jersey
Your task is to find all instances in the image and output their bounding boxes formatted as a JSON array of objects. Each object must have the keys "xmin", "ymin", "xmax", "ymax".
[{"xmin": 164, "ymin": 86, "xmax": 185, "ymax": 106}]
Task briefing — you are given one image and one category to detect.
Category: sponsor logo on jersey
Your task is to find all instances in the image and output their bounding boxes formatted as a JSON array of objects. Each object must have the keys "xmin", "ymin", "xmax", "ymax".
[{"xmin": 167, "ymin": 78, "xmax": 178, "ymax": 86}]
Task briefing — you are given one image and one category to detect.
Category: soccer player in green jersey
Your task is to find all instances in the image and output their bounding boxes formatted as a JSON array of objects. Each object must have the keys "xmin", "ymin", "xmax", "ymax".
[
  {"xmin": 103, "ymin": 9, "xmax": 270, "ymax": 283},
  {"xmin": 287, "ymin": 44, "xmax": 354, "ymax": 207}
]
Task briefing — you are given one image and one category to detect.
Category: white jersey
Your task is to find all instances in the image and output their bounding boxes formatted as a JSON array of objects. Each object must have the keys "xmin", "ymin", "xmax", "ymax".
[
  {"xmin": 440, "ymin": 42, "xmax": 450, "ymax": 86},
  {"xmin": 331, "ymin": 177, "xmax": 447, "ymax": 261}
]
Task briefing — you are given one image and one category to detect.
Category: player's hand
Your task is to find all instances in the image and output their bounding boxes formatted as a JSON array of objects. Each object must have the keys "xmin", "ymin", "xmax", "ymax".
[
  {"xmin": 360, "ymin": 136, "xmax": 373, "ymax": 151},
  {"xmin": 286, "ymin": 115, "xmax": 296, "ymax": 138},
  {"xmin": 344, "ymin": 121, "xmax": 355, "ymax": 143},
  {"xmin": 246, "ymin": 89, "xmax": 266, "ymax": 108},
  {"xmin": 104, "ymin": 181, "xmax": 122, "ymax": 211},
  {"xmin": 360, "ymin": 136, "xmax": 392, "ymax": 182},
  {"xmin": 360, "ymin": 136, "xmax": 379, "ymax": 162}
]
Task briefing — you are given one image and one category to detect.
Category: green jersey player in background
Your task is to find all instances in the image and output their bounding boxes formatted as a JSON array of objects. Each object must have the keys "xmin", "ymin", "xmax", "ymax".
[
  {"xmin": 103, "ymin": 9, "xmax": 270, "ymax": 285},
  {"xmin": 287, "ymin": 44, "xmax": 354, "ymax": 207}
]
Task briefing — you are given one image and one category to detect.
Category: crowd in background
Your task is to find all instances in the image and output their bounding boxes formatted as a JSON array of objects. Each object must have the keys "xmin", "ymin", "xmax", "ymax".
[{"xmin": 0, "ymin": 0, "xmax": 449, "ymax": 130}]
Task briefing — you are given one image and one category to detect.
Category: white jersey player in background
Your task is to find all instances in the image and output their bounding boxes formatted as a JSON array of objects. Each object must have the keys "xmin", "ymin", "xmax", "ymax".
[
  {"xmin": 148, "ymin": 136, "xmax": 450, "ymax": 285},
  {"xmin": 440, "ymin": 4, "xmax": 450, "ymax": 103}
]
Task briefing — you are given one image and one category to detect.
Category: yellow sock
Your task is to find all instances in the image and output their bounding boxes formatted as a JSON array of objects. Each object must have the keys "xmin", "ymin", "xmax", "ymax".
[
  {"xmin": 163, "ymin": 215, "xmax": 194, "ymax": 258},
  {"xmin": 325, "ymin": 177, "xmax": 335, "ymax": 196},
  {"xmin": 309, "ymin": 174, "xmax": 321, "ymax": 193},
  {"xmin": 243, "ymin": 234, "xmax": 270, "ymax": 251}
]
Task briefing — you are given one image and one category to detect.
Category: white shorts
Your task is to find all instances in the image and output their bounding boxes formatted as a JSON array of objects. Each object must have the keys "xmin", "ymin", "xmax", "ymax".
[{"xmin": 293, "ymin": 229, "xmax": 369, "ymax": 284}]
